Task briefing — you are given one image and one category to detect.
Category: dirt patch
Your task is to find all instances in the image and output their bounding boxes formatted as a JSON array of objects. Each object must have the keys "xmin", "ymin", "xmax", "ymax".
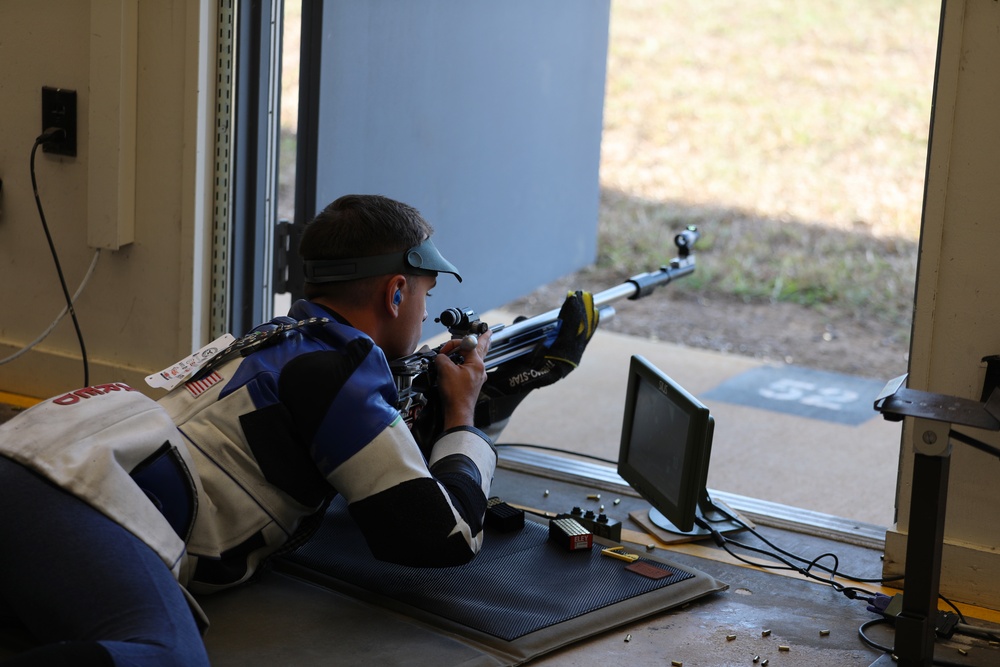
[{"xmin": 503, "ymin": 267, "xmax": 910, "ymax": 383}]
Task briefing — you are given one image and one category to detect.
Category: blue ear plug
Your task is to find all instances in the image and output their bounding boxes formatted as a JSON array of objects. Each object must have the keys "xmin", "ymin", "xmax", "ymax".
[{"xmin": 393, "ymin": 290, "xmax": 402, "ymax": 305}]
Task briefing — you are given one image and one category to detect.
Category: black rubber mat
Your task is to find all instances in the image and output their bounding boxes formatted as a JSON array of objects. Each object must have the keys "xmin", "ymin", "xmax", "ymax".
[{"xmin": 281, "ymin": 497, "xmax": 694, "ymax": 641}]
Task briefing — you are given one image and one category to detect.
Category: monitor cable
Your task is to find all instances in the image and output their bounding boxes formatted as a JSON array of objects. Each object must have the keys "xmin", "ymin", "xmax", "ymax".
[
  {"xmin": 494, "ymin": 442, "xmax": 618, "ymax": 466},
  {"xmin": 694, "ymin": 499, "xmax": 1000, "ymax": 665}
]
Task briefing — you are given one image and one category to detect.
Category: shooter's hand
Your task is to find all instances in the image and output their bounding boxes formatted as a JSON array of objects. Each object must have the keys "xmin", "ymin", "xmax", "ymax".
[
  {"xmin": 476, "ymin": 290, "xmax": 599, "ymax": 428},
  {"xmin": 434, "ymin": 329, "xmax": 491, "ymax": 430},
  {"xmin": 410, "ymin": 330, "xmax": 491, "ymax": 456}
]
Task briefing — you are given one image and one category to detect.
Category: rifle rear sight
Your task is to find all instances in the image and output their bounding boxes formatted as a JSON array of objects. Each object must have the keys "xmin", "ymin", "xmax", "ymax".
[{"xmin": 435, "ymin": 307, "xmax": 490, "ymax": 338}]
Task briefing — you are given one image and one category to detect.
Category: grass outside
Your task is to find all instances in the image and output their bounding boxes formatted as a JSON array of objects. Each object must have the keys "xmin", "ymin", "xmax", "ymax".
[
  {"xmin": 277, "ymin": 1, "xmax": 939, "ymax": 346},
  {"xmin": 597, "ymin": 0, "xmax": 939, "ymax": 342}
]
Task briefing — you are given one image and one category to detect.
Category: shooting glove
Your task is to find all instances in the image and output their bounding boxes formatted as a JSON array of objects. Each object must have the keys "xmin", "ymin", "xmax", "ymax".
[{"xmin": 475, "ymin": 290, "xmax": 598, "ymax": 429}]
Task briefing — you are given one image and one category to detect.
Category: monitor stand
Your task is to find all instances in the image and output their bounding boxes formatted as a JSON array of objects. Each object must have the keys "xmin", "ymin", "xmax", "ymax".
[{"xmin": 647, "ymin": 495, "xmax": 745, "ymax": 538}]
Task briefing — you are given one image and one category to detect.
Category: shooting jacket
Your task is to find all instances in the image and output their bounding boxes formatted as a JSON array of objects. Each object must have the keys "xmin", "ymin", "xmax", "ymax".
[{"xmin": 0, "ymin": 299, "xmax": 497, "ymax": 594}]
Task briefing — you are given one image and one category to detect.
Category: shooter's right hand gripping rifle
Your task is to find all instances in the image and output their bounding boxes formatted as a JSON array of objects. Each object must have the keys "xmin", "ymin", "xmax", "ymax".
[{"xmin": 390, "ymin": 226, "xmax": 701, "ymax": 427}]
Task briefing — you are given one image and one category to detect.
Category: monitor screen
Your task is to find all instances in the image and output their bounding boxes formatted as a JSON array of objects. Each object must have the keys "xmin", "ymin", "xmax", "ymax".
[{"xmin": 616, "ymin": 355, "xmax": 715, "ymax": 535}]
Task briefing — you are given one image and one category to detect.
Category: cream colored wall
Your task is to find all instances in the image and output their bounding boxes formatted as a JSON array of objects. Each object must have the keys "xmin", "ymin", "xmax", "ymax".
[
  {"xmin": 886, "ymin": 0, "xmax": 1000, "ymax": 609},
  {"xmin": 0, "ymin": 0, "xmax": 214, "ymax": 399}
]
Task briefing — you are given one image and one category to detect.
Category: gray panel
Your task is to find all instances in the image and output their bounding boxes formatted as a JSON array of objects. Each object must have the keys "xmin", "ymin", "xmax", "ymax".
[{"xmin": 315, "ymin": 1, "xmax": 610, "ymax": 336}]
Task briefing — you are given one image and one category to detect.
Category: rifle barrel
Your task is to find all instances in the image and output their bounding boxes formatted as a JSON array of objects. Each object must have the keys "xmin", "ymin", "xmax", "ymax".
[{"xmin": 489, "ymin": 257, "xmax": 694, "ymax": 349}]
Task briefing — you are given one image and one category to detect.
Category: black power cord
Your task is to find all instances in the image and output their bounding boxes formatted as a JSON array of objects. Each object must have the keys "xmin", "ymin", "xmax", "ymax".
[
  {"xmin": 495, "ymin": 442, "xmax": 618, "ymax": 465},
  {"xmin": 30, "ymin": 128, "xmax": 89, "ymax": 387},
  {"xmin": 693, "ymin": 511, "xmax": 887, "ymax": 603},
  {"xmin": 693, "ymin": 501, "xmax": 1000, "ymax": 666}
]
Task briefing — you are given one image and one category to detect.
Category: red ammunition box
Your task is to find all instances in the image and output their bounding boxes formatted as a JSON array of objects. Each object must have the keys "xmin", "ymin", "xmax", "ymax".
[{"xmin": 548, "ymin": 517, "xmax": 593, "ymax": 551}]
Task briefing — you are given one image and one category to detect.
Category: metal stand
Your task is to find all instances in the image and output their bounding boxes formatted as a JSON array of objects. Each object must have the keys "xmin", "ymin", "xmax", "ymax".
[{"xmin": 870, "ymin": 371, "xmax": 1000, "ymax": 666}]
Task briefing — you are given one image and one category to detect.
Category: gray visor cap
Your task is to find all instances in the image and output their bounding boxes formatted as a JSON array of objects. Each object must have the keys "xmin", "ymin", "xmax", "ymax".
[{"xmin": 303, "ymin": 237, "xmax": 462, "ymax": 284}]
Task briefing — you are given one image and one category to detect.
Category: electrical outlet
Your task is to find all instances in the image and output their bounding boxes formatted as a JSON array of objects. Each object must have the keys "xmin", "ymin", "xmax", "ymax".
[{"xmin": 41, "ymin": 86, "xmax": 77, "ymax": 157}]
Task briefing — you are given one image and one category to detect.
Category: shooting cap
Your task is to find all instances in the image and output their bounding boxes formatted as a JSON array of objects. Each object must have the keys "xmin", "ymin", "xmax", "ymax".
[{"xmin": 303, "ymin": 237, "xmax": 462, "ymax": 284}]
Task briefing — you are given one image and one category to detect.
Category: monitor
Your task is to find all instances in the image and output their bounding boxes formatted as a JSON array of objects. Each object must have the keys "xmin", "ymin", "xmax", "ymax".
[{"xmin": 616, "ymin": 355, "xmax": 741, "ymax": 538}]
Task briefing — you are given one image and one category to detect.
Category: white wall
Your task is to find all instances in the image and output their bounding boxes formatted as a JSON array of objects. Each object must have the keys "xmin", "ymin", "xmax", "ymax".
[
  {"xmin": 0, "ymin": 0, "xmax": 213, "ymax": 398},
  {"xmin": 886, "ymin": 0, "xmax": 1000, "ymax": 609}
]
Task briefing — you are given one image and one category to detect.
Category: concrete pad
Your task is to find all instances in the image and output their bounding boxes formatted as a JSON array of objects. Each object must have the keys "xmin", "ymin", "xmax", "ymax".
[{"xmin": 478, "ymin": 309, "xmax": 903, "ymax": 528}]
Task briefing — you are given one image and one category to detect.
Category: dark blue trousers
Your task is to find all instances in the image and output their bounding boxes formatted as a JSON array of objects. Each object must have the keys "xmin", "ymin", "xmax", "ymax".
[{"xmin": 0, "ymin": 456, "xmax": 209, "ymax": 667}]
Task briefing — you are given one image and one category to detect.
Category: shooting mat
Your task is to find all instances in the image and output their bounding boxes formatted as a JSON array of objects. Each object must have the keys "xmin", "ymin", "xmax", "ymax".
[{"xmin": 199, "ymin": 496, "xmax": 726, "ymax": 666}]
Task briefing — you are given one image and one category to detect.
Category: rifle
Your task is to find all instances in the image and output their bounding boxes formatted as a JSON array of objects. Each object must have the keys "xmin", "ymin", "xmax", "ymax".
[{"xmin": 390, "ymin": 226, "xmax": 701, "ymax": 425}]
